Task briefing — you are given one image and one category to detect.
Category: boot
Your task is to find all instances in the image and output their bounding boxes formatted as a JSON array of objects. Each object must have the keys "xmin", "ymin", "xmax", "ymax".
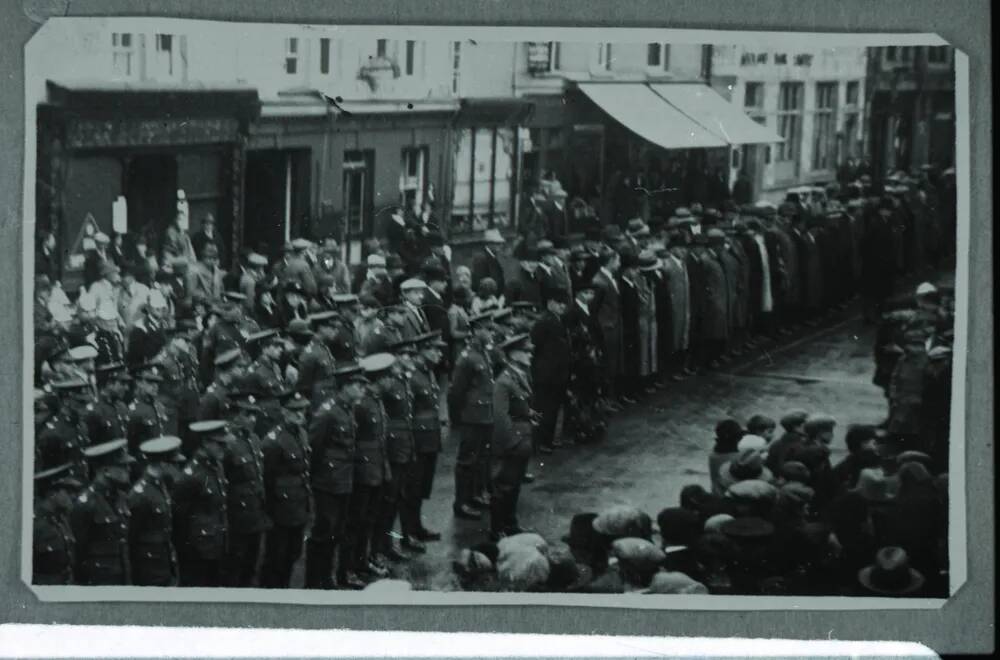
[{"xmin": 304, "ymin": 539, "xmax": 335, "ymax": 590}]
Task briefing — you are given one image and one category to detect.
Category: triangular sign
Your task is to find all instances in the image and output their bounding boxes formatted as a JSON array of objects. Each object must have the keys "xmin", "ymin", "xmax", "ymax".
[{"xmin": 64, "ymin": 212, "xmax": 101, "ymax": 271}]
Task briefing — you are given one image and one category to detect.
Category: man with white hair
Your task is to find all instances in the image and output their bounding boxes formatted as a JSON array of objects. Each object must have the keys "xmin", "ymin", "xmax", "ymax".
[
  {"xmin": 126, "ymin": 289, "xmax": 169, "ymax": 370},
  {"xmin": 360, "ymin": 253, "xmax": 394, "ymax": 306}
]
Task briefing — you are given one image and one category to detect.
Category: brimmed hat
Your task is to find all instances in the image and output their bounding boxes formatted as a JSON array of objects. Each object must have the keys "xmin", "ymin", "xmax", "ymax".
[
  {"xmin": 497, "ymin": 544, "xmax": 550, "ymax": 591},
  {"xmin": 896, "ymin": 450, "xmax": 934, "ymax": 469},
  {"xmin": 188, "ymin": 419, "xmax": 229, "ymax": 439},
  {"xmin": 68, "ymin": 345, "xmax": 99, "ymax": 363},
  {"xmin": 656, "ymin": 507, "xmax": 703, "ymax": 547},
  {"xmin": 290, "ymin": 238, "xmax": 312, "ymax": 251},
  {"xmin": 626, "ymin": 218, "xmax": 650, "ymax": 236},
  {"xmin": 359, "ymin": 352, "xmax": 396, "ymax": 377},
  {"xmin": 308, "ymin": 310, "xmax": 340, "ymax": 328},
  {"xmin": 638, "ymin": 250, "xmax": 659, "ymax": 271},
  {"xmin": 135, "ymin": 364, "xmax": 164, "ymax": 382},
  {"xmin": 366, "ymin": 254, "xmax": 387, "ymax": 268},
  {"xmin": 858, "ymin": 547, "xmax": 926, "ymax": 595},
  {"xmin": 852, "ymin": 468, "xmax": 896, "ymax": 503},
  {"xmin": 643, "ymin": 571, "xmax": 709, "ymax": 595},
  {"xmin": 400, "ymin": 278, "xmax": 428, "ymax": 292},
  {"xmin": 468, "ymin": 311, "xmax": 497, "ymax": 328},
  {"xmin": 482, "ymin": 228, "xmax": 505, "ymax": 244},
  {"xmin": 214, "ymin": 348, "xmax": 241, "ymax": 368},
  {"xmin": 611, "ymin": 537, "xmax": 666, "ymax": 576},
  {"xmin": 83, "ymin": 438, "xmax": 133, "ymax": 468},
  {"xmin": 498, "ymin": 333, "xmax": 533, "ymax": 354},
  {"xmin": 703, "ymin": 513, "xmax": 735, "ymax": 534},
  {"xmin": 247, "ymin": 252, "xmax": 268, "ymax": 268},
  {"xmin": 778, "ymin": 481, "xmax": 815, "ymax": 505},
  {"xmin": 562, "ymin": 512, "xmax": 603, "ymax": 552},
  {"xmin": 332, "ymin": 293, "xmax": 360, "ymax": 306},
  {"xmin": 779, "ymin": 461, "xmax": 811, "ymax": 484},
  {"xmin": 34, "ymin": 463, "xmax": 83, "ymax": 492},
  {"xmin": 725, "ymin": 449, "xmax": 769, "ymax": 482},
  {"xmin": 804, "ymin": 413, "xmax": 836, "ymax": 436},
  {"xmin": 139, "ymin": 436, "xmax": 184, "ymax": 462},
  {"xmin": 279, "ymin": 389, "xmax": 311, "ymax": 410},
  {"xmin": 736, "ymin": 434, "xmax": 768, "ymax": 453}
]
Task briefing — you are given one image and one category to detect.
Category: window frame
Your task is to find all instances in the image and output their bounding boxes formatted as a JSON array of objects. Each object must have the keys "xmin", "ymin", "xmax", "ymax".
[
  {"xmin": 284, "ymin": 37, "xmax": 299, "ymax": 75},
  {"xmin": 111, "ymin": 32, "xmax": 138, "ymax": 79},
  {"xmin": 646, "ymin": 43, "xmax": 671, "ymax": 71},
  {"xmin": 811, "ymin": 81, "xmax": 839, "ymax": 172},
  {"xmin": 776, "ymin": 81, "xmax": 804, "ymax": 165},
  {"xmin": 319, "ymin": 37, "xmax": 331, "ymax": 75},
  {"xmin": 403, "ymin": 40, "xmax": 417, "ymax": 77},
  {"xmin": 547, "ymin": 41, "xmax": 561, "ymax": 71},
  {"xmin": 596, "ymin": 42, "xmax": 613, "ymax": 71}
]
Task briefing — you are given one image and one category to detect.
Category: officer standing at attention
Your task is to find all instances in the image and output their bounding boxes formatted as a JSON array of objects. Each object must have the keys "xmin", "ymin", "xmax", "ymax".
[
  {"xmin": 69, "ymin": 439, "xmax": 135, "ymax": 585},
  {"xmin": 173, "ymin": 420, "xmax": 230, "ymax": 587},
  {"xmin": 126, "ymin": 365, "xmax": 167, "ymax": 455},
  {"xmin": 490, "ymin": 334, "xmax": 539, "ymax": 540},
  {"xmin": 399, "ymin": 331, "xmax": 447, "ymax": 545},
  {"xmin": 85, "ymin": 362, "xmax": 131, "ymax": 446},
  {"xmin": 32, "ymin": 463, "xmax": 82, "ymax": 585},
  {"xmin": 374, "ymin": 339, "xmax": 419, "ymax": 561},
  {"xmin": 344, "ymin": 353, "xmax": 394, "ymax": 584},
  {"xmin": 244, "ymin": 329, "xmax": 289, "ymax": 400},
  {"xmin": 329, "ymin": 294, "xmax": 362, "ymax": 360},
  {"xmin": 221, "ymin": 393, "xmax": 272, "ymax": 588},
  {"xmin": 448, "ymin": 312, "xmax": 498, "ymax": 520},
  {"xmin": 259, "ymin": 390, "xmax": 313, "ymax": 589},
  {"xmin": 296, "ymin": 310, "xmax": 339, "ymax": 408},
  {"xmin": 128, "ymin": 436, "xmax": 184, "ymax": 586},
  {"xmin": 305, "ymin": 362, "xmax": 366, "ymax": 590},
  {"xmin": 362, "ymin": 305, "xmax": 407, "ymax": 355},
  {"xmin": 197, "ymin": 349, "xmax": 243, "ymax": 423},
  {"xmin": 37, "ymin": 377, "xmax": 91, "ymax": 481}
]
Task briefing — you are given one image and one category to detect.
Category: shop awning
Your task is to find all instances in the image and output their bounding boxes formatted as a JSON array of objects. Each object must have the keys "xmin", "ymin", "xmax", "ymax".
[
  {"xmin": 45, "ymin": 80, "xmax": 260, "ymax": 121},
  {"xmin": 650, "ymin": 83, "xmax": 784, "ymax": 145},
  {"xmin": 577, "ymin": 83, "xmax": 728, "ymax": 150},
  {"xmin": 259, "ymin": 90, "xmax": 333, "ymax": 119}
]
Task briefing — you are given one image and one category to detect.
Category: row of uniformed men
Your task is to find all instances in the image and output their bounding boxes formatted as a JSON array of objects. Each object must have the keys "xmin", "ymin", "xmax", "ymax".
[{"xmin": 34, "ymin": 318, "xmax": 538, "ymax": 589}]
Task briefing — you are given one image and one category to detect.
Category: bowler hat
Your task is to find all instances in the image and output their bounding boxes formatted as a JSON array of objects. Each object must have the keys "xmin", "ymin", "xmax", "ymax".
[
  {"xmin": 858, "ymin": 546, "xmax": 926, "ymax": 595},
  {"xmin": 851, "ymin": 468, "xmax": 896, "ymax": 503},
  {"xmin": 619, "ymin": 250, "xmax": 641, "ymax": 270},
  {"xmin": 593, "ymin": 504, "xmax": 652, "ymax": 540}
]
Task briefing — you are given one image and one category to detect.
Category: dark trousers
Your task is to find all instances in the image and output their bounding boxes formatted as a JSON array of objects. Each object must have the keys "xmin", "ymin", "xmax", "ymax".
[
  {"xmin": 375, "ymin": 461, "xmax": 410, "ymax": 553},
  {"xmin": 454, "ymin": 423, "xmax": 492, "ymax": 508},
  {"xmin": 306, "ymin": 491, "xmax": 350, "ymax": 588},
  {"xmin": 222, "ymin": 531, "xmax": 263, "ymax": 587},
  {"xmin": 532, "ymin": 383, "xmax": 565, "ymax": 450},
  {"xmin": 178, "ymin": 556, "xmax": 221, "ymax": 587},
  {"xmin": 260, "ymin": 525, "xmax": 304, "ymax": 589},
  {"xmin": 489, "ymin": 454, "xmax": 529, "ymax": 535},
  {"xmin": 344, "ymin": 483, "xmax": 382, "ymax": 572},
  {"xmin": 400, "ymin": 452, "xmax": 437, "ymax": 535}
]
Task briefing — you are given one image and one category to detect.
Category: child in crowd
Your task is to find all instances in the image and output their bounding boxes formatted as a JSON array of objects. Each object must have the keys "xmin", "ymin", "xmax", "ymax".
[{"xmin": 708, "ymin": 418, "xmax": 745, "ymax": 496}]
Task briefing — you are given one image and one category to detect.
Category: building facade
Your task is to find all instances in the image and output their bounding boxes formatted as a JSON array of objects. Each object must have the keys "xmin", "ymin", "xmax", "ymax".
[
  {"xmin": 709, "ymin": 44, "xmax": 869, "ymax": 203},
  {"xmin": 865, "ymin": 45, "xmax": 956, "ymax": 180}
]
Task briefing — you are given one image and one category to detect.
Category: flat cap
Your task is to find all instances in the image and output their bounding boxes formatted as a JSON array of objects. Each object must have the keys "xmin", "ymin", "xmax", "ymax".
[{"xmin": 359, "ymin": 352, "xmax": 396, "ymax": 376}]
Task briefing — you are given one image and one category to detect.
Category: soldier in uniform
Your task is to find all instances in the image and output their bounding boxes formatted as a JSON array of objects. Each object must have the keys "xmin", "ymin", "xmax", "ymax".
[
  {"xmin": 259, "ymin": 390, "xmax": 313, "ymax": 588},
  {"xmin": 198, "ymin": 299, "xmax": 246, "ymax": 386},
  {"xmin": 448, "ymin": 312, "xmax": 498, "ymax": 520},
  {"xmin": 37, "ymin": 377, "xmax": 92, "ymax": 481},
  {"xmin": 84, "ymin": 363, "xmax": 131, "ymax": 447},
  {"xmin": 343, "ymin": 353, "xmax": 394, "ymax": 583},
  {"xmin": 197, "ymin": 348, "xmax": 242, "ymax": 424},
  {"xmin": 221, "ymin": 393, "xmax": 272, "ymax": 588},
  {"xmin": 361, "ymin": 304, "xmax": 406, "ymax": 355},
  {"xmin": 353, "ymin": 294, "xmax": 385, "ymax": 357},
  {"xmin": 173, "ymin": 420, "xmax": 230, "ymax": 587},
  {"xmin": 296, "ymin": 310, "xmax": 339, "ymax": 408},
  {"xmin": 128, "ymin": 436, "xmax": 185, "ymax": 586},
  {"xmin": 157, "ymin": 318, "xmax": 202, "ymax": 440},
  {"xmin": 399, "ymin": 331, "xmax": 447, "ymax": 545},
  {"xmin": 69, "ymin": 439, "xmax": 135, "ymax": 585},
  {"xmin": 244, "ymin": 329, "xmax": 290, "ymax": 400},
  {"xmin": 33, "ymin": 463, "xmax": 82, "ymax": 585},
  {"xmin": 126, "ymin": 365, "xmax": 167, "ymax": 455},
  {"xmin": 305, "ymin": 362, "xmax": 366, "ymax": 589},
  {"xmin": 490, "ymin": 334, "xmax": 539, "ymax": 539},
  {"xmin": 330, "ymin": 293, "xmax": 362, "ymax": 360},
  {"xmin": 373, "ymin": 340, "xmax": 419, "ymax": 562}
]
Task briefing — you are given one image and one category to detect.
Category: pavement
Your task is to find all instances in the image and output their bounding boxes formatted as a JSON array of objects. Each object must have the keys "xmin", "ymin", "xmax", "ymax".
[{"xmin": 354, "ymin": 302, "xmax": 889, "ymax": 591}]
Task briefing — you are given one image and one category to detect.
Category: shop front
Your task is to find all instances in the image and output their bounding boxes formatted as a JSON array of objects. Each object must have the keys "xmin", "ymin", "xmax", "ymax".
[{"xmin": 36, "ymin": 81, "xmax": 259, "ymax": 285}]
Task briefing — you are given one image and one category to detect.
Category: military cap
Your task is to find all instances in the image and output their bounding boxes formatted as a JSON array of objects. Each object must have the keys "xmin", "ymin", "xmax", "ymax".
[
  {"xmin": 222, "ymin": 291, "xmax": 247, "ymax": 304},
  {"xmin": 34, "ymin": 463, "xmax": 83, "ymax": 492},
  {"xmin": 286, "ymin": 318, "xmax": 315, "ymax": 341},
  {"xmin": 415, "ymin": 330, "xmax": 448, "ymax": 350},
  {"xmin": 246, "ymin": 328, "xmax": 280, "ymax": 347},
  {"xmin": 69, "ymin": 345, "xmax": 99, "ymax": 362},
  {"xmin": 359, "ymin": 352, "xmax": 396, "ymax": 376},
  {"xmin": 135, "ymin": 364, "xmax": 164, "ymax": 382},
  {"xmin": 333, "ymin": 361, "xmax": 367, "ymax": 385},
  {"xmin": 51, "ymin": 377, "xmax": 90, "ymax": 392},
  {"xmin": 188, "ymin": 420, "xmax": 228, "ymax": 436},
  {"xmin": 400, "ymin": 278, "xmax": 428, "ymax": 291},
  {"xmin": 705, "ymin": 228, "xmax": 727, "ymax": 241},
  {"xmin": 139, "ymin": 435, "xmax": 183, "ymax": 459},
  {"xmin": 279, "ymin": 389, "xmax": 311, "ymax": 410},
  {"xmin": 214, "ymin": 348, "xmax": 242, "ymax": 368},
  {"xmin": 84, "ymin": 438, "xmax": 133, "ymax": 467},
  {"xmin": 498, "ymin": 333, "xmax": 533, "ymax": 353},
  {"xmin": 468, "ymin": 311, "xmax": 497, "ymax": 327},
  {"xmin": 332, "ymin": 293, "xmax": 360, "ymax": 306},
  {"xmin": 358, "ymin": 294, "xmax": 380, "ymax": 309},
  {"xmin": 511, "ymin": 301, "xmax": 540, "ymax": 313},
  {"xmin": 625, "ymin": 218, "xmax": 650, "ymax": 236},
  {"xmin": 284, "ymin": 281, "xmax": 306, "ymax": 296},
  {"xmin": 291, "ymin": 238, "xmax": 312, "ymax": 251},
  {"xmin": 95, "ymin": 361, "xmax": 127, "ymax": 377},
  {"xmin": 247, "ymin": 252, "xmax": 268, "ymax": 267},
  {"xmin": 535, "ymin": 239, "xmax": 557, "ymax": 257},
  {"xmin": 308, "ymin": 310, "xmax": 340, "ymax": 328},
  {"xmin": 232, "ymin": 390, "xmax": 267, "ymax": 411},
  {"xmin": 492, "ymin": 307, "xmax": 514, "ymax": 323},
  {"xmin": 719, "ymin": 516, "xmax": 775, "ymax": 539},
  {"xmin": 388, "ymin": 337, "xmax": 419, "ymax": 355}
]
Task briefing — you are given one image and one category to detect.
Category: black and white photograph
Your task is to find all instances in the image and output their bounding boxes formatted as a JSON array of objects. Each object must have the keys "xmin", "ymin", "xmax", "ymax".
[{"xmin": 22, "ymin": 17, "xmax": 965, "ymax": 604}]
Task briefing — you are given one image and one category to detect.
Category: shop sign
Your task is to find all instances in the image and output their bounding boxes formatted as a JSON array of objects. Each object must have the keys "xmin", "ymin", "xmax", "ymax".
[{"xmin": 66, "ymin": 117, "xmax": 240, "ymax": 149}]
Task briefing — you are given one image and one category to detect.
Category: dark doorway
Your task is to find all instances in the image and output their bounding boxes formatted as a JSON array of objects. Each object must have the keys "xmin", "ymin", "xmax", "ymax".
[
  {"xmin": 244, "ymin": 149, "xmax": 311, "ymax": 260},
  {"xmin": 125, "ymin": 154, "xmax": 178, "ymax": 251}
]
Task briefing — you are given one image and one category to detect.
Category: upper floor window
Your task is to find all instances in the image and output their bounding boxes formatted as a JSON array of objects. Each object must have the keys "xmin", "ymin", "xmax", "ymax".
[
  {"xmin": 744, "ymin": 82, "xmax": 765, "ymax": 124},
  {"xmin": 284, "ymin": 38, "xmax": 299, "ymax": 74},
  {"xmin": 376, "ymin": 39, "xmax": 388, "ymax": 58},
  {"xmin": 149, "ymin": 34, "xmax": 184, "ymax": 80},
  {"xmin": 596, "ymin": 43, "xmax": 613, "ymax": 71},
  {"xmin": 845, "ymin": 80, "xmax": 860, "ymax": 106},
  {"xmin": 451, "ymin": 41, "xmax": 462, "ymax": 94},
  {"xmin": 111, "ymin": 32, "xmax": 137, "ymax": 78},
  {"xmin": 548, "ymin": 42, "xmax": 561, "ymax": 71},
  {"xmin": 646, "ymin": 43, "xmax": 671, "ymax": 70},
  {"xmin": 403, "ymin": 40, "xmax": 418, "ymax": 76},
  {"xmin": 926, "ymin": 46, "xmax": 949, "ymax": 64},
  {"xmin": 884, "ymin": 46, "xmax": 897, "ymax": 63},
  {"xmin": 319, "ymin": 38, "xmax": 331, "ymax": 75}
]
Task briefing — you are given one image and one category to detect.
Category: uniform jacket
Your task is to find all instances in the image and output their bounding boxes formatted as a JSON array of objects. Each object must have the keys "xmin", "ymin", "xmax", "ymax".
[
  {"xmin": 530, "ymin": 310, "xmax": 571, "ymax": 387},
  {"xmin": 261, "ymin": 424, "xmax": 312, "ymax": 528},
  {"xmin": 400, "ymin": 301, "xmax": 431, "ymax": 340},
  {"xmin": 277, "ymin": 255, "xmax": 318, "ymax": 299},
  {"xmin": 84, "ymin": 397, "xmax": 129, "ymax": 447},
  {"xmin": 448, "ymin": 342, "xmax": 495, "ymax": 425},
  {"xmin": 69, "ymin": 481, "xmax": 130, "ymax": 585},
  {"xmin": 409, "ymin": 366, "xmax": 442, "ymax": 454},
  {"xmin": 296, "ymin": 338, "xmax": 336, "ymax": 404},
  {"xmin": 353, "ymin": 393, "xmax": 391, "ymax": 486},
  {"xmin": 246, "ymin": 358, "xmax": 287, "ymax": 399},
  {"xmin": 330, "ymin": 319, "xmax": 358, "ymax": 361},
  {"xmin": 127, "ymin": 396, "xmax": 167, "ymax": 454},
  {"xmin": 158, "ymin": 343, "xmax": 201, "ymax": 420},
  {"xmin": 308, "ymin": 397, "xmax": 356, "ymax": 495},
  {"xmin": 590, "ymin": 267, "xmax": 623, "ymax": 366},
  {"xmin": 492, "ymin": 364, "xmax": 534, "ymax": 458},
  {"xmin": 172, "ymin": 452, "xmax": 228, "ymax": 561},
  {"xmin": 353, "ymin": 316, "xmax": 384, "ymax": 357},
  {"xmin": 198, "ymin": 379, "xmax": 232, "ymax": 421},
  {"xmin": 126, "ymin": 316, "xmax": 166, "ymax": 370},
  {"xmin": 223, "ymin": 431, "xmax": 272, "ymax": 534},
  {"xmin": 504, "ymin": 268, "xmax": 545, "ymax": 306},
  {"xmin": 33, "ymin": 494, "xmax": 76, "ymax": 585},
  {"xmin": 361, "ymin": 322, "xmax": 403, "ymax": 356},
  {"xmin": 378, "ymin": 373, "xmax": 416, "ymax": 465},
  {"xmin": 127, "ymin": 470, "xmax": 178, "ymax": 586},
  {"xmin": 37, "ymin": 410, "xmax": 88, "ymax": 480}
]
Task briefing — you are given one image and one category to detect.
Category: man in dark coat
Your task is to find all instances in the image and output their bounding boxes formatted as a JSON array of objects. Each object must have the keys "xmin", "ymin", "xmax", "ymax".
[
  {"xmin": 860, "ymin": 197, "xmax": 898, "ymax": 323},
  {"xmin": 470, "ymin": 229, "xmax": 507, "ymax": 294},
  {"xmin": 529, "ymin": 290, "xmax": 571, "ymax": 454},
  {"xmin": 589, "ymin": 248, "xmax": 624, "ymax": 408},
  {"xmin": 618, "ymin": 249, "xmax": 643, "ymax": 401}
]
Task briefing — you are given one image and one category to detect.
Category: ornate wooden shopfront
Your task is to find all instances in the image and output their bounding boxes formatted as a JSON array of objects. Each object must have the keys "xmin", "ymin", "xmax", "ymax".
[{"xmin": 36, "ymin": 81, "xmax": 260, "ymax": 284}]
